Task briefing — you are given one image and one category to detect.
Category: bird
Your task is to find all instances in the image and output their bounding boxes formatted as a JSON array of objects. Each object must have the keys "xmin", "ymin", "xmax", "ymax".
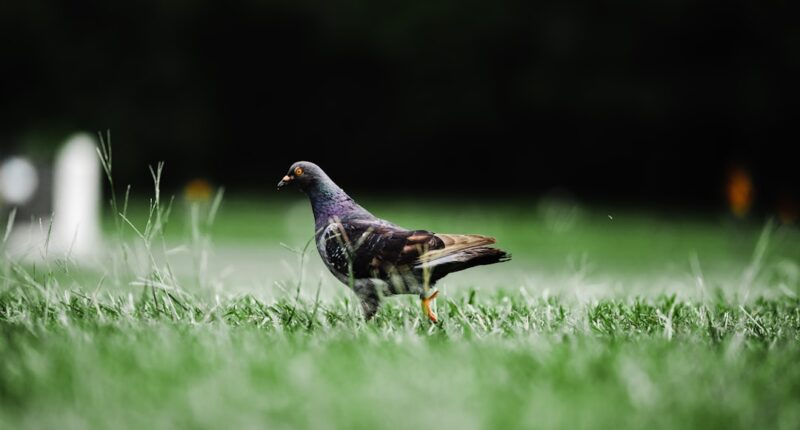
[{"xmin": 277, "ymin": 161, "xmax": 510, "ymax": 322}]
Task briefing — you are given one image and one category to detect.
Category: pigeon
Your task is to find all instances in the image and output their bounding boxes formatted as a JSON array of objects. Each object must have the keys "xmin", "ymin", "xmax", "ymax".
[{"xmin": 277, "ymin": 161, "xmax": 510, "ymax": 322}]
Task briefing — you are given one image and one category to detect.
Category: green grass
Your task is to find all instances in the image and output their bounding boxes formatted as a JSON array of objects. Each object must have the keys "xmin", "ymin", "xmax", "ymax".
[
  {"xmin": 1, "ymin": 289, "xmax": 799, "ymax": 429},
  {"xmin": 2, "ymin": 185, "xmax": 800, "ymax": 429}
]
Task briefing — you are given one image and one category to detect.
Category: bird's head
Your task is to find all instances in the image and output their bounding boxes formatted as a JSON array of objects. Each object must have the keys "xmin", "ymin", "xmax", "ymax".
[{"xmin": 277, "ymin": 161, "xmax": 324, "ymax": 192}]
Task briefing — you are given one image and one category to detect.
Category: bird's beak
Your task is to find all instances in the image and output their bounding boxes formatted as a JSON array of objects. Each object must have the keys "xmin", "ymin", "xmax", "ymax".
[{"xmin": 277, "ymin": 175, "xmax": 292, "ymax": 189}]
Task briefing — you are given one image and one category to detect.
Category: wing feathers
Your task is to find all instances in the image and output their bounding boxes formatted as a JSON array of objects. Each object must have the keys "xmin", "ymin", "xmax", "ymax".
[
  {"xmin": 322, "ymin": 218, "xmax": 508, "ymax": 283},
  {"xmin": 418, "ymin": 233, "xmax": 496, "ymax": 262}
]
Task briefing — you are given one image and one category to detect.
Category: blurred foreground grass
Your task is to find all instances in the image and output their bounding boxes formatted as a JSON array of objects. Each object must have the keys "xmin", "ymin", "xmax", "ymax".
[
  {"xmin": 1, "ymin": 290, "xmax": 799, "ymax": 429},
  {"xmin": 2, "ymin": 194, "xmax": 800, "ymax": 429}
]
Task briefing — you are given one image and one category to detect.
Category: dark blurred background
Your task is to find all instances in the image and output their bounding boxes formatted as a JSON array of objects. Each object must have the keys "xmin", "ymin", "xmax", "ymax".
[{"xmin": 1, "ymin": 0, "xmax": 796, "ymax": 210}]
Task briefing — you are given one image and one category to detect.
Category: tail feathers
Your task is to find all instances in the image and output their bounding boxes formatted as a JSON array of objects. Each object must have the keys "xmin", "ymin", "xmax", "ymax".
[
  {"xmin": 418, "ymin": 233, "xmax": 496, "ymax": 263},
  {"xmin": 415, "ymin": 246, "xmax": 510, "ymax": 281}
]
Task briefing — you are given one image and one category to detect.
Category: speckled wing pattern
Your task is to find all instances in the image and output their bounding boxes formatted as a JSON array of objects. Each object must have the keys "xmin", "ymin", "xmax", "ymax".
[
  {"xmin": 320, "ymin": 217, "xmax": 508, "ymax": 291},
  {"xmin": 320, "ymin": 218, "xmax": 443, "ymax": 279}
]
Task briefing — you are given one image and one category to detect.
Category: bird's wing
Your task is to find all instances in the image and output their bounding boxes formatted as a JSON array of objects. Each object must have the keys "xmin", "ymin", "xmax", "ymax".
[
  {"xmin": 325, "ymin": 217, "xmax": 502, "ymax": 276},
  {"xmin": 416, "ymin": 234, "xmax": 497, "ymax": 264},
  {"xmin": 323, "ymin": 218, "xmax": 443, "ymax": 278}
]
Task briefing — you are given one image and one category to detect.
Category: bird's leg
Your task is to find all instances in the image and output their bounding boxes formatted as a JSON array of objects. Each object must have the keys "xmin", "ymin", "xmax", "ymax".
[
  {"xmin": 357, "ymin": 288, "xmax": 381, "ymax": 321},
  {"xmin": 421, "ymin": 290, "xmax": 440, "ymax": 323}
]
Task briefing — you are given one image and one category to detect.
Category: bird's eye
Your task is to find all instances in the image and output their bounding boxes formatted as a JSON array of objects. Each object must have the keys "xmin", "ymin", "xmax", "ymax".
[{"xmin": 294, "ymin": 167, "xmax": 304, "ymax": 176}]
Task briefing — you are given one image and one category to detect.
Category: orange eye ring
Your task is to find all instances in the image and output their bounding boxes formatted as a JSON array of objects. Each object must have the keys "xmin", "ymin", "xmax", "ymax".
[{"xmin": 294, "ymin": 166, "xmax": 304, "ymax": 176}]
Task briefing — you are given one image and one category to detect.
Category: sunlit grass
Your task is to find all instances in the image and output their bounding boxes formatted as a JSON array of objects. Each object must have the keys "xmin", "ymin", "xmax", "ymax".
[{"xmin": 1, "ymin": 287, "xmax": 799, "ymax": 429}]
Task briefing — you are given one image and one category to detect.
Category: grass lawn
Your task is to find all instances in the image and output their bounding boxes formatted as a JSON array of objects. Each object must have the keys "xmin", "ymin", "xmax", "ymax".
[{"xmin": 1, "ymin": 194, "xmax": 799, "ymax": 429}]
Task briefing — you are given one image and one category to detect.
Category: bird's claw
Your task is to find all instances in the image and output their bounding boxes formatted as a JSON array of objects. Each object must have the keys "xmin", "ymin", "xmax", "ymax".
[{"xmin": 421, "ymin": 290, "xmax": 440, "ymax": 323}]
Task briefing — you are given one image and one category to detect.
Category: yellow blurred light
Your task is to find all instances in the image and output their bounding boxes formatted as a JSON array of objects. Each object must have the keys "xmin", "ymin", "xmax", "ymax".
[
  {"xmin": 184, "ymin": 178, "xmax": 213, "ymax": 202},
  {"xmin": 726, "ymin": 167, "xmax": 753, "ymax": 218}
]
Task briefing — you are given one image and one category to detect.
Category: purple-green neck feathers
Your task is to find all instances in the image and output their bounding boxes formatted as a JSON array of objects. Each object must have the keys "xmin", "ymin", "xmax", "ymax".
[{"xmin": 305, "ymin": 175, "xmax": 367, "ymax": 227}]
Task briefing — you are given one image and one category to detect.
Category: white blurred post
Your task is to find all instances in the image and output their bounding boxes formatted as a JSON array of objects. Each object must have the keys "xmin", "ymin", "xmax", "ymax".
[{"xmin": 51, "ymin": 133, "xmax": 102, "ymax": 260}]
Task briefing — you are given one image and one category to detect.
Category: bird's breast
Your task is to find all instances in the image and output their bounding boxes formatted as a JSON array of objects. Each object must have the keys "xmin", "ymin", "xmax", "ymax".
[{"xmin": 317, "ymin": 222, "xmax": 352, "ymax": 282}]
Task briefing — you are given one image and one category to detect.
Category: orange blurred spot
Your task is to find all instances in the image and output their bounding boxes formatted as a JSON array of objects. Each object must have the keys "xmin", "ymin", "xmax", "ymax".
[
  {"xmin": 184, "ymin": 178, "xmax": 213, "ymax": 202},
  {"xmin": 726, "ymin": 167, "xmax": 753, "ymax": 217}
]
